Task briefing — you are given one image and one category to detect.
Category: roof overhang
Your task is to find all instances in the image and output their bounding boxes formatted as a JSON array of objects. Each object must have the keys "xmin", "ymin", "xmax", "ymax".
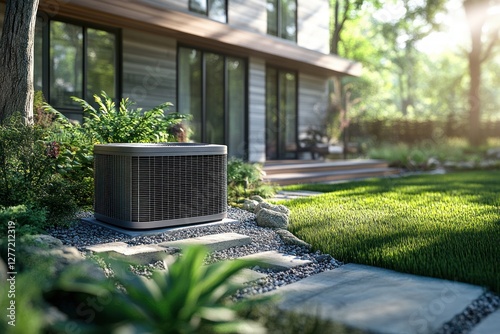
[{"xmin": 38, "ymin": 0, "xmax": 362, "ymax": 77}]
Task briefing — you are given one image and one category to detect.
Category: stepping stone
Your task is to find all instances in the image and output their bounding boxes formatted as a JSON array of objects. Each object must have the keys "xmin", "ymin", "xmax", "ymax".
[
  {"xmin": 158, "ymin": 232, "xmax": 251, "ymax": 252},
  {"xmin": 238, "ymin": 251, "xmax": 311, "ymax": 271},
  {"xmin": 229, "ymin": 268, "xmax": 267, "ymax": 285},
  {"xmin": 267, "ymin": 263, "xmax": 484, "ymax": 334},
  {"xmin": 470, "ymin": 309, "xmax": 500, "ymax": 334},
  {"xmin": 86, "ymin": 242, "xmax": 176, "ymax": 264}
]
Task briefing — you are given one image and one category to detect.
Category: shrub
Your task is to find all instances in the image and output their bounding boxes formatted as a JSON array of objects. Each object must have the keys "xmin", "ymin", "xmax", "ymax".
[
  {"xmin": 0, "ymin": 113, "xmax": 79, "ymax": 228},
  {"xmin": 227, "ymin": 158, "xmax": 275, "ymax": 205}
]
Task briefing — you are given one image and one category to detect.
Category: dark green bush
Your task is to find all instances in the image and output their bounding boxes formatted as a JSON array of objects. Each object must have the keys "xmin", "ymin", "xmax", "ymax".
[
  {"xmin": 227, "ymin": 158, "xmax": 275, "ymax": 205},
  {"xmin": 0, "ymin": 205, "xmax": 47, "ymax": 237}
]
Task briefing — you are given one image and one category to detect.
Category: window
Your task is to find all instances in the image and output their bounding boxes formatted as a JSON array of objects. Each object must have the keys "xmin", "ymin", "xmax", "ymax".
[
  {"xmin": 267, "ymin": 0, "xmax": 297, "ymax": 42},
  {"xmin": 35, "ymin": 19, "xmax": 118, "ymax": 120},
  {"xmin": 178, "ymin": 47, "xmax": 247, "ymax": 158},
  {"xmin": 266, "ymin": 67, "xmax": 297, "ymax": 160},
  {"xmin": 189, "ymin": 0, "xmax": 227, "ymax": 23}
]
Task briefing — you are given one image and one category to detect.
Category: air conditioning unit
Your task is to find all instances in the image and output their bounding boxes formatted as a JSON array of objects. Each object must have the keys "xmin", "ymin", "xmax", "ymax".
[{"xmin": 93, "ymin": 143, "xmax": 227, "ymax": 229}]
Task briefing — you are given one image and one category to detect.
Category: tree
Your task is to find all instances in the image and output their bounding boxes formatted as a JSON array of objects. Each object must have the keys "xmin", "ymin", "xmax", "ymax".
[
  {"xmin": 0, "ymin": 0, "xmax": 40, "ymax": 123},
  {"xmin": 463, "ymin": 0, "xmax": 500, "ymax": 146}
]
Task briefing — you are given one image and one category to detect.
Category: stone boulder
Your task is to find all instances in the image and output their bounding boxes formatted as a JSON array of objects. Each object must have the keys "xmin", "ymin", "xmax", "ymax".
[
  {"xmin": 256, "ymin": 208, "xmax": 288, "ymax": 229},
  {"xmin": 250, "ymin": 195, "xmax": 265, "ymax": 203},
  {"xmin": 275, "ymin": 229, "xmax": 311, "ymax": 249},
  {"xmin": 242, "ymin": 199, "xmax": 259, "ymax": 212},
  {"xmin": 254, "ymin": 201, "xmax": 290, "ymax": 216}
]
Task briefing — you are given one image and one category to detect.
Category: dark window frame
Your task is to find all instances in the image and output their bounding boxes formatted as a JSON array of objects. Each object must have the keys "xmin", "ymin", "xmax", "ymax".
[
  {"xmin": 176, "ymin": 44, "xmax": 249, "ymax": 159},
  {"xmin": 188, "ymin": 0, "xmax": 228, "ymax": 23},
  {"xmin": 265, "ymin": 65, "xmax": 299, "ymax": 160},
  {"xmin": 267, "ymin": 0, "xmax": 298, "ymax": 42},
  {"xmin": 36, "ymin": 16, "xmax": 122, "ymax": 119}
]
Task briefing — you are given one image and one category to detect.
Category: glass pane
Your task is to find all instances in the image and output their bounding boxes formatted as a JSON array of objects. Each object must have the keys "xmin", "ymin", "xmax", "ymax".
[
  {"xmin": 34, "ymin": 19, "xmax": 43, "ymax": 92},
  {"xmin": 281, "ymin": 0, "xmax": 297, "ymax": 41},
  {"xmin": 266, "ymin": 68, "xmax": 278, "ymax": 159},
  {"xmin": 50, "ymin": 21, "xmax": 83, "ymax": 108},
  {"xmin": 189, "ymin": 0, "xmax": 207, "ymax": 15},
  {"xmin": 267, "ymin": 0, "xmax": 278, "ymax": 37},
  {"xmin": 281, "ymin": 71, "xmax": 297, "ymax": 158},
  {"xmin": 178, "ymin": 47, "xmax": 202, "ymax": 142},
  {"xmin": 205, "ymin": 53, "xmax": 224, "ymax": 144},
  {"xmin": 227, "ymin": 57, "xmax": 246, "ymax": 158},
  {"xmin": 87, "ymin": 28, "xmax": 116, "ymax": 102},
  {"xmin": 209, "ymin": 0, "xmax": 227, "ymax": 23}
]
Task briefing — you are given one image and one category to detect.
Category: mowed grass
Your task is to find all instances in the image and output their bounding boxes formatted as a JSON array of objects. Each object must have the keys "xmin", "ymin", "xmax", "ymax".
[{"xmin": 281, "ymin": 171, "xmax": 500, "ymax": 293}]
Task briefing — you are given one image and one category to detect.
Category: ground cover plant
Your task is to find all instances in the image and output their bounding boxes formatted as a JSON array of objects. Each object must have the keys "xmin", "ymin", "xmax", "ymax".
[{"xmin": 280, "ymin": 171, "xmax": 500, "ymax": 293}]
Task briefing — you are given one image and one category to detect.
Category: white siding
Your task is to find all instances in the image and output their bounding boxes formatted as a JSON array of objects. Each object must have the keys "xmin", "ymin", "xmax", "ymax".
[
  {"xmin": 122, "ymin": 29, "xmax": 177, "ymax": 111},
  {"xmin": 297, "ymin": 0, "xmax": 330, "ymax": 54},
  {"xmin": 248, "ymin": 57, "xmax": 267, "ymax": 163},
  {"xmin": 298, "ymin": 73, "xmax": 329, "ymax": 139},
  {"xmin": 229, "ymin": 0, "xmax": 267, "ymax": 34}
]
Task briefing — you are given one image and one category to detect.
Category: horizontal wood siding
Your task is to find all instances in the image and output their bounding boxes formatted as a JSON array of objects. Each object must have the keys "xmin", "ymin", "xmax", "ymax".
[
  {"xmin": 122, "ymin": 28, "xmax": 177, "ymax": 111},
  {"xmin": 0, "ymin": 3, "xmax": 4, "ymax": 36},
  {"xmin": 138, "ymin": 0, "xmax": 188, "ymax": 12},
  {"xmin": 229, "ymin": 0, "xmax": 266, "ymax": 34},
  {"xmin": 298, "ymin": 73, "xmax": 329, "ymax": 138},
  {"xmin": 297, "ymin": 0, "xmax": 330, "ymax": 54},
  {"xmin": 248, "ymin": 57, "xmax": 266, "ymax": 162}
]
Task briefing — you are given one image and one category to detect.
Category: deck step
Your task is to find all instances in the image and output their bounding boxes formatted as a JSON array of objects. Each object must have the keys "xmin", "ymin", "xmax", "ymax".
[
  {"xmin": 265, "ymin": 167, "xmax": 401, "ymax": 186},
  {"xmin": 238, "ymin": 251, "xmax": 312, "ymax": 271},
  {"xmin": 263, "ymin": 159, "xmax": 389, "ymax": 175}
]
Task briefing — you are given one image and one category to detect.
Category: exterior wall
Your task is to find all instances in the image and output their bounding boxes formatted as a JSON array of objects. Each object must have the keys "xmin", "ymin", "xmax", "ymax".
[
  {"xmin": 298, "ymin": 72, "xmax": 329, "ymax": 142},
  {"xmin": 139, "ymin": 0, "xmax": 188, "ymax": 13},
  {"xmin": 0, "ymin": 3, "xmax": 4, "ymax": 36},
  {"xmin": 229, "ymin": 0, "xmax": 267, "ymax": 34},
  {"xmin": 248, "ymin": 57, "xmax": 267, "ymax": 163},
  {"xmin": 297, "ymin": 0, "xmax": 330, "ymax": 54},
  {"xmin": 122, "ymin": 28, "xmax": 177, "ymax": 111}
]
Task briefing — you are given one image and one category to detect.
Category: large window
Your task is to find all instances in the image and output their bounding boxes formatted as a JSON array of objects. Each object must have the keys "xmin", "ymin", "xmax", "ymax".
[
  {"xmin": 266, "ymin": 67, "xmax": 297, "ymax": 160},
  {"xmin": 189, "ymin": 0, "xmax": 227, "ymax": 23},
  {"xmin": 178, "ymin": 47, "xmax": 247, "ymax": 158},
  {"xmin": 35, "ymin": 19, "xmax": 118, "ymax": 120},
  {"xmin": 267, "ymin": 0, "xmax": 297, "ymax": 42}
]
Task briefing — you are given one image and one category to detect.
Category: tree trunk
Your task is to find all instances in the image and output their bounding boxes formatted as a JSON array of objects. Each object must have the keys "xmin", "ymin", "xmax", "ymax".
[
  {"xmin": 464, "ymin": 0, "xmax": 488, "ymax": 147},
  {"xmin": 0, "ymin": 0, "xmax": 40, "ymax": 124}
]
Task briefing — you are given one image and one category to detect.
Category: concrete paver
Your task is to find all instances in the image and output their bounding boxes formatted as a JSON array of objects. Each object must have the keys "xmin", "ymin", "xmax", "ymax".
[
  {"xmin": 158, "ymin": 232, "xmax": 251, "ymax": 252},
  {"xmin": 267, "ymin": 263, "xmax": 484, "ymax": 334},
  {"xmin": 470, "ymin": 309, "xmax": 500, "ymax": 334},
  {"xmin": 238, "ymin": 251, "xmax": 312, "ymax": 271}
]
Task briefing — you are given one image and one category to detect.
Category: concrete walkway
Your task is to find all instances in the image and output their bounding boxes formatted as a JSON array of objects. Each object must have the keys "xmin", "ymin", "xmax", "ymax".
[{"xmin": 267, "ymin": 264, "xmax": 487, "ymax": 334}]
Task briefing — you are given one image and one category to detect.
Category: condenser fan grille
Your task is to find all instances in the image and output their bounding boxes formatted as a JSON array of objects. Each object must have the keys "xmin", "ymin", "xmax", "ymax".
[{"xmin": 93, "ymin": 143, "xmax": 227, "ymax": 229}]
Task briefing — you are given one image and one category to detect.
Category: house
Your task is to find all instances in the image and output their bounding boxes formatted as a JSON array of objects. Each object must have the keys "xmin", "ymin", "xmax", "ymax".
[{"xmin": 0, "ymin": 0, "xmax": 361, "ymax": 162}]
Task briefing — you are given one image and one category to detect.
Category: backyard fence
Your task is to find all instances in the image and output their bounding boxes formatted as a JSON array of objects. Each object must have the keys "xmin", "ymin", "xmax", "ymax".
[{"xmin": 348, "ymin": 119, "xmax": 500, "ymax": 144}]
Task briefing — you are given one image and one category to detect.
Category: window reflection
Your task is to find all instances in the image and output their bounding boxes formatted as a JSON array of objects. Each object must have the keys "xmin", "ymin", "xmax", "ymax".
[
  {"xmin": 267, "ymin": 0, "xmax": 297, "ymax": 42},
  {"xmin": 189, "ymin": 0, "xmax": 227, "ymax": 23}
]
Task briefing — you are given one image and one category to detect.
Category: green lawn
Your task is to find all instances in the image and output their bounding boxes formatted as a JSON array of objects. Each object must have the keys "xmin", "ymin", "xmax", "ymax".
[{"xmin": 280, "ymin": 171, "xmax": 500, "ymax": 293}]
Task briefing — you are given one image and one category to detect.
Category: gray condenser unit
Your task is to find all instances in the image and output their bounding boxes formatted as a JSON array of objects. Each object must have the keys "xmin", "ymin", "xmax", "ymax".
[{"xmin": 93, "ymin": 143, "xmax": 227, "ymax": 229}]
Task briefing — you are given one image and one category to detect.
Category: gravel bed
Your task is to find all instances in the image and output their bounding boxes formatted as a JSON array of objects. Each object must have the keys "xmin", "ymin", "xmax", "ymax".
[{"xmin": 48, "ymin": 207, "xmax": 499, "ymax": 334}]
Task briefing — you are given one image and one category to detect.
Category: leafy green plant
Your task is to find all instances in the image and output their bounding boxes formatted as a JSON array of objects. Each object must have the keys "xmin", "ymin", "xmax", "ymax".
[
  {"xmin": 72, "ymin": 91, "xmax": 189, "ymax": 144},
  {"xmin": 227, "ymin": 158, "xmax": 276, "ymax": 205},
  {"xmin": 47, "ymin": 246, "xmax": 267, "ymax": 334},
  {"xmin": 0, "ymin": 205, "xmax": 47, "ymax": 237}
]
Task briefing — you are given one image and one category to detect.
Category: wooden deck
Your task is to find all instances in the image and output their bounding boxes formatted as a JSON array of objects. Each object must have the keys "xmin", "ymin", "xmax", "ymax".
[{"xmin": 262, "ymin": 159, "xmax": 401, "ymax": 186}]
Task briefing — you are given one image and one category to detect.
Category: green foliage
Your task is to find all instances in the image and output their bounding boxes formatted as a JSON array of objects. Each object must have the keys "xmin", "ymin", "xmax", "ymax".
[
  {"xmin": 0, "ymin": 113, "xmax": 79, "ymax": 228},
  {"xmin": 0, "ymin": 205, "xmax": 47, "ymax": 237},
  {"xmin": 73, "ymin": 91, "xmax": 188, "ymax": 144},
  {"xmin": 366, "ymin": 138, "xmax": 499, "ymax": 170},
  {"xmin": 48, "ymin": 245, "xmax": 266, "ymax": 334},
  {"xmin": 227, "ymin": 158, "xmax": 276, "ymax": 205},
  {"xmin": 282, "ymin": 171, "xmax": 500, "ymax": 293}
]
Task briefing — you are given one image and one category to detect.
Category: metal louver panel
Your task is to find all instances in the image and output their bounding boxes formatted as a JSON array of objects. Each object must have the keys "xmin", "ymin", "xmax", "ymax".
[{"xmin": 94, "ymin": 143, "xmax": 227, "ymax": 229}]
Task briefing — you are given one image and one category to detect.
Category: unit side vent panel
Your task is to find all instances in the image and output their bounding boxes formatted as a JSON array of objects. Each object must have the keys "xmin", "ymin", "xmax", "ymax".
[
  {"xmin": 131, "ymin": 155, "xmax": 227, "ymax": 223},
  {"xmin": 94, "ymin": 154, "xmax": 131, "ymax": 221}
]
